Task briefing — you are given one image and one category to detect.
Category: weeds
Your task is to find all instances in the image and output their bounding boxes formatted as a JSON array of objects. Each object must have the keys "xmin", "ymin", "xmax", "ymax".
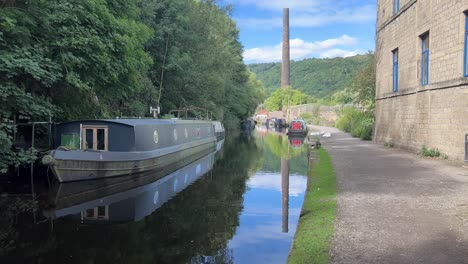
[
  {"xmin": 421, "ymin": 145, "xmax": 441, "ymax": 158},
  {"xmin": 335, "ymin": 106, "xmax": 373, "ymax": 140}
]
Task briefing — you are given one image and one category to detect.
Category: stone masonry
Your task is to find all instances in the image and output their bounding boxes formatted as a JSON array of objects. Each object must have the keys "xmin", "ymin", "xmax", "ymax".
[
  {"xmin": 289, "ymin": 104, "xmax": 342, "ymax": 127},
  {"xmin": 375, "ymin": 0, "xmax": 468, "ymax": 161}
]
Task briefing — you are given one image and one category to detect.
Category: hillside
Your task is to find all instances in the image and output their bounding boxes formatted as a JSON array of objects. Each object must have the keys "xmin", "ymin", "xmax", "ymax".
[{"xmin": 248, "ymin": 54, "xmax": 373, "ymax": 98}]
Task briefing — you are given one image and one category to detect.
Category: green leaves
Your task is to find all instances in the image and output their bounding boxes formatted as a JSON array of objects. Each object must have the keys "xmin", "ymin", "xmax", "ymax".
[
  {"xmin": 0, "ymin": 0, "xmax": 261, "ymax": 172},
  {"xmin": 264, "ymin": 86, "xmax": 312, "ymax": 111}
]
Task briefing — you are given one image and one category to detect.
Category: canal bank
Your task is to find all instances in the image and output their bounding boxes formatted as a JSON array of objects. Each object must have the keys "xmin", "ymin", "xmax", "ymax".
[
  {"xmin": 288, "ymin": 148, "xmax": 337, "ymax": 264},
  {"xmin": 313, "ymin": 126, "xmax": 468, "ymax": 264}
]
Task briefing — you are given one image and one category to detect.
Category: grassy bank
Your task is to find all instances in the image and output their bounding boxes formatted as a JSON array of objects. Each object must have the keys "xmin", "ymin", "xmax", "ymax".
[{"xmin": 288, "ymin": 148, "xmax": 337, "ymax": 264}]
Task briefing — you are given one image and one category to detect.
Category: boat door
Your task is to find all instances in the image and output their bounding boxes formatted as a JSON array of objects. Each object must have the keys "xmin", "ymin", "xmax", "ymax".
[{"xmin": 81, "ymin": 125, "xmax": 108, "ymax": 151}]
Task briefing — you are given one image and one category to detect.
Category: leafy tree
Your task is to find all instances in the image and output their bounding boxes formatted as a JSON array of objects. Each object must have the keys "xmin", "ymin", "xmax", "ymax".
[
  {"xmin": 348, "ymin": 53, "xmax": 376, "ymax": 111},
  {"xmin": 264, "ymin": 87, "xmax": 313, "ymax": 111},
  {"xmin": 0, "ymin": 0, "xmax": 264, "ymax": 171}
]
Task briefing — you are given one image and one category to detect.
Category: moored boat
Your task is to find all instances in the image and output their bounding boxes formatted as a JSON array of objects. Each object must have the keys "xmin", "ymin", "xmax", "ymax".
[
  {"xmin": 287, "ymin": 119, "xmax": 308, "ymax": 136},
  {"xmin": 50, "ymin": 119, "xmax": 217, "ymax": 182}
]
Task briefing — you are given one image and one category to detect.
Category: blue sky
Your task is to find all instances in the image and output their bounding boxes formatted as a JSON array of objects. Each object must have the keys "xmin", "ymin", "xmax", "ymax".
[{"xmin": 223, "ymin": 0, "xmax": 376, "ymax": 63}]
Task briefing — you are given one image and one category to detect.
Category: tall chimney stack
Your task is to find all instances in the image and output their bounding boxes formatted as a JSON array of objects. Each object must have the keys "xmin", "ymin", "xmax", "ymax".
[
  {"xmin": 281, "ymin": 8, "xmax": 290, "ymax": 234},
  {"xmin": 281, "ymin": 8, "xmax": 290, "ymax": 87}
]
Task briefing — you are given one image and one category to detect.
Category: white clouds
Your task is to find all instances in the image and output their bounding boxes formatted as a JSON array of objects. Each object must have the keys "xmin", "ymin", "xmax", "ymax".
[
  {"xmin": 319, "ymin": 49, "xmax": 361, "ymax": 59},
  {"xmin": 243, "ymin": 35, "xmax": 363, "ymax": 63},
  {"xmin": 247, "ymin": 172, "xmax": 307, "ymax": 197}
]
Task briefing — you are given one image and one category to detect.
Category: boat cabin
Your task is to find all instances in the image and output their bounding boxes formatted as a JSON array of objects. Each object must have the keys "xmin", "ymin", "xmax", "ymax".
[
  {"xmin": 288, "ymin": 119, "xmax": 307, "ymax": 135},
  {"xmin": 54, "ymin": 119, "xmax": 215, "ymax": 152}
]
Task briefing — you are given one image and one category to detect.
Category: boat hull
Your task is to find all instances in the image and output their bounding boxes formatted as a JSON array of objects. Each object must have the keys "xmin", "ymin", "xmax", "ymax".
[{"xmin": 52, "ymin": 139, "xmax": 216, "ymax": 182}]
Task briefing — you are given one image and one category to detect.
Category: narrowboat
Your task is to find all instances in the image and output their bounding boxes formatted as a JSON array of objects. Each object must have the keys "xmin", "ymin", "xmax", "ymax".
[
  {"xmin": 50, "ymin": 119, "xmax": 217, "ymax": 182},
  {"xmin": 287, "ymin": 119, "xmax": 308, "ymax": 136},
  {"xmin": 276, "ymin": 118, "xmax": 287, "ymax": 128}
]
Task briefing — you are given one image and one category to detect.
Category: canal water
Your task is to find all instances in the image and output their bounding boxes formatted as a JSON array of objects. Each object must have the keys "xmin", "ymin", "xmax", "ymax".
[{"xmin": 0, "ymin": 129, "xmax": 310, "ymax": 264}]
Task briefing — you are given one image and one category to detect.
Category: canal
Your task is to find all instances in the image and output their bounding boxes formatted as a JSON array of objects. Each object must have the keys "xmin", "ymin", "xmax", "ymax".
[{"xmin": 0, "ymin": 129, "xmax": 310, "ymax": 264}]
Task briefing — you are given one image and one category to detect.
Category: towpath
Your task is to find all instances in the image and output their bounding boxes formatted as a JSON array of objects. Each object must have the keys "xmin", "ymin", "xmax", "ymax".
[{"xmin": 309, "ymin": 125, "xmax": 468, "ymax": 264}]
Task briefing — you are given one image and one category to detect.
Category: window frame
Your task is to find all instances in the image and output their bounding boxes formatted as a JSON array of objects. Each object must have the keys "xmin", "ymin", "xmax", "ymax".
[
  {"xmin": 392, "ymin": 48, "xmax": 399, "ymax": 92},
  {"xmin": 81, "ymin": 125, "xmax": 108, "ymax": 151},
  {"xmin": 464, "ymin": 12, "xmax": 468, "ymax": 77},
  {"xmin": 393, "ymin": 0, "xmax": 400, "ymax": 15},
  {"xmin": 420, "ymin": 33, "xmax": 430, "ymax": 86}
]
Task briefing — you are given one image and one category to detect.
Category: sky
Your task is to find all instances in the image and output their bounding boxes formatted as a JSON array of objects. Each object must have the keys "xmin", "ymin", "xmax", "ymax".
[{"xmin": 223, "ymin": 0, "xmax": 376, "ymax": 64}]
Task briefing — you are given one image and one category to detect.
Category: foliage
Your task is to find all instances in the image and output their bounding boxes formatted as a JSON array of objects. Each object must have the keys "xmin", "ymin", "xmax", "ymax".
[
  {"xmin": 0, "ymin": 83, "xmax": 54, "ymax": 172},
  {"xmin": 0, "ymin": 195, "xmax": 38, "ymax": 254},
  {"xmin": 347, "ymin": 53, "xmax": 376, "ymax": 111},
  {"xmin": 300, "ymin": 105, "xmax": 321, "ymax": 125},
  {"xmin": 264, "ymin": 86, "xmax": 313, "ymax": 111},
  {"xmin": 249, "ymin": 54, "xmax": 373, "ymax": 98},
  {"xmin": 1, "ymin": 0, "xmax": 264, "ymax": 170},
  {"xmin": 421, "ymin": 145, "xmax": 441, "ymax": 158},
  {"xmin": 288, "ymin": 148, "xmax": 336, "ymax": 264},
  {"xmin": 335, "ymin": 106, "xmax": 373, "ymax": 140},
  {"xmin": 145, "ymin": 0, "xmax": 264, "ymax": 129}
]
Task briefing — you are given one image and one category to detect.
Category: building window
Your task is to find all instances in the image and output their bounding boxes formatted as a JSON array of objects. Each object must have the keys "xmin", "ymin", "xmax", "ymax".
[
  {"xmin": 392, "ymin": 49, "xmax": 399, "ymax": 92},
  {"xmin": 421, "ymin": 33, "xmax": 430, "ymax": 86},
  {"xmin": 393, "ymin": 0, "xmax": 400, "ymax": 14},
  {"xmin": 464, "ymin": 13, "xmax": 468, "ymax": 77}
]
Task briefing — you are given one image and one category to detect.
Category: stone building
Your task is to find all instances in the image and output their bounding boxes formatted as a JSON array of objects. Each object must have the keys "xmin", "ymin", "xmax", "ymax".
[{"xmin": 375, "ymin": 0, "xmax": 468, "ymax": 161}]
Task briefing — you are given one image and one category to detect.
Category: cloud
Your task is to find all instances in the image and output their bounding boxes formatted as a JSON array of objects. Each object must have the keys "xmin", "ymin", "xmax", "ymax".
[
  {"xmin": 319, "ymin": 49, "xmax": 361, "ymax": 58},
  {"xmin": 243, "ymin": 35, "xmax": 363, "ymax": 63},
  {"xmin": 234, "ymin": 4, "xmax": 376, "ymax": 29},
  {"xmin": 247, "ymin": 172, "xmax": 307, "ymax": 196}
]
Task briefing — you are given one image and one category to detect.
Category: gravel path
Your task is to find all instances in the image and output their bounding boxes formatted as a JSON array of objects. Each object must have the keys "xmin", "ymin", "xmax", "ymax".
[{"xmin": 308, "ymin": 125, "xmax": 468, "ymax": 264}]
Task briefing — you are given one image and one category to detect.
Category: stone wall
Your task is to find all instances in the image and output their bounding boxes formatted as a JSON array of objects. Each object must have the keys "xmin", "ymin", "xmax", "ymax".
[
  {"xmin": 375, "ymin": 0, "xmax": 468, "ymax": 161},
  {"xmin": 289, "ymin": 104, "xmax": 343, "ymax": 127}
]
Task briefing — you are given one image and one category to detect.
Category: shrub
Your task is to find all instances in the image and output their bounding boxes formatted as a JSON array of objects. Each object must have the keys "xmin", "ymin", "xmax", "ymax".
[
  {"xmin": 421, "ymin": 145, "xmax": 441, "ymax": 158},
  {"xmin": 300, "ymin": 110, "xmax": 321, "ymax": 125},
  {"xmin": 335, "ymin": 106, "xmax": 374, "ymax": 140}
]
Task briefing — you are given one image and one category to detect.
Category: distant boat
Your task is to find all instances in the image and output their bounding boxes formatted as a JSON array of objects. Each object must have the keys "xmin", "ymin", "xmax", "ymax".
[
  {"xmin": 287, "ymin": 119, "xmax": 308, "ymax": 136},
  {"xmin": 50, "ymin": 119, "xmax": 220, "ymax": 182}
]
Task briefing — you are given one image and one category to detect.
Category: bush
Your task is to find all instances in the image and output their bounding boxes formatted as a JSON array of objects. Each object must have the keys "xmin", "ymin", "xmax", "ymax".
[
  {"xmin": 421, "ymin": 145, "xmax": 441, "ymax": 158},
  {"xmin": 335, "ymin": 106, "xmax": 373, "ymax": 140}
]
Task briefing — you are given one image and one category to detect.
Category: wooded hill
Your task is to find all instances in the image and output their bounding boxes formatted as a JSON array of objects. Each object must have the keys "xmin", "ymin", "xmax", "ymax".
[{"xmin": 248, "ymin": 54, "xmax": 373, "ymax": 98}]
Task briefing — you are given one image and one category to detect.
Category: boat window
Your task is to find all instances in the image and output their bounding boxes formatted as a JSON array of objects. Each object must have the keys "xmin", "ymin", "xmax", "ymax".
[
  {"xmin": 173, "ymin": 129, "xmax": 178, "ymax": 141},
  {"xmin": 97, "ymin": 129, "xmax": 106, "ymax": 150},
  {"xmin": 86, "ymin": 208, "xmax": 94, "ymax": 218},
  {"xmin": 85, "ymin": 129, "xmax": 94, "ymax": 150},
  {"xmin": 82, "ymin": 206, "xmax": 109, "ymax": 220},
  {"xmin": 61, "ymin": 133, "xmax": 80, "ymax": 149},
  {"xmin": 97, "ymin": 206, "xmax": 107, "ymax": 218},
  {"xmin": 82, "ymin": 126, "xmax": 108, "ymax": 151}
]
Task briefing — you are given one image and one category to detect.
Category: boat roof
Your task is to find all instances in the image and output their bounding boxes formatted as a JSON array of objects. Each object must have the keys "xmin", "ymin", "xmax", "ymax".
[{"xmin": 57, "ymin": 119, "xmax": 215, "ymax": 127}]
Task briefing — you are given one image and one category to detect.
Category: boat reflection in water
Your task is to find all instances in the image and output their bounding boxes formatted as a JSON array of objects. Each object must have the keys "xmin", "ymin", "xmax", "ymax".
[{"xmin": 44, "ymin": 143, "xmax": 221, "ymax": 224}]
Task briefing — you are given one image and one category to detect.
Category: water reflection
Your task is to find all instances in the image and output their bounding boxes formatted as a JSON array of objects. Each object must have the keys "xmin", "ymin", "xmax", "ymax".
[
  {"xmin": 0, "ymin": 131, "xmax": 309, "ymax": 264},
  {"xmin": 44, "ymin": 148, "xmax": 217, "ymax": 223}
]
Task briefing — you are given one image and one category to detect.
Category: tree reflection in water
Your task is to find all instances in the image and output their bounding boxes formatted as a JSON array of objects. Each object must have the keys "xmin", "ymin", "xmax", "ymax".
[{"xmin": 0, "ymin": 134, "xmax": 263, "ymax": 264}]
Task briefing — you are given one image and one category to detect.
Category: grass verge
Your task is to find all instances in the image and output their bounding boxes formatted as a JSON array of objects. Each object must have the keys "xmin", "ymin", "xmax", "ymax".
[{"xmin": 288, "ymin": 148, "xmax": 337, "ymax": 264}]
